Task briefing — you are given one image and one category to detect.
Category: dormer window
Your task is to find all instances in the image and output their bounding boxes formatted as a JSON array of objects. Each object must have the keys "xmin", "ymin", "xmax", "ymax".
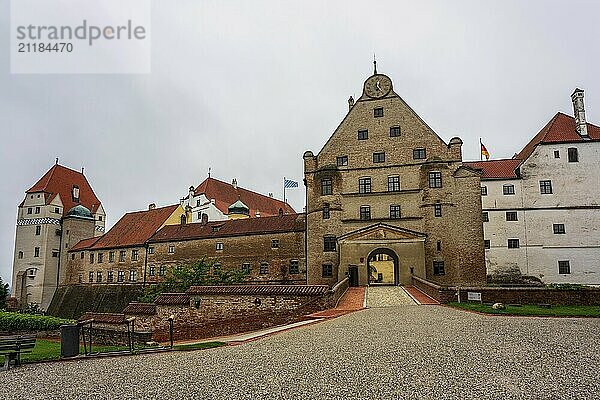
[{"xmin": 72, "ymin": 185, "xmax": 80, "ymax": 202}]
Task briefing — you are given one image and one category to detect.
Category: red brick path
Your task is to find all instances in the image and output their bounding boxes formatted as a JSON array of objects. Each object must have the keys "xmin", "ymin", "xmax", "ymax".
[
  {"xmin": 403, "ymin": 286, "xmax": 440, "ymax": 305},
  {"xmin": 308, "ymin": 287, "xmax": 365, "ymax": 319}
]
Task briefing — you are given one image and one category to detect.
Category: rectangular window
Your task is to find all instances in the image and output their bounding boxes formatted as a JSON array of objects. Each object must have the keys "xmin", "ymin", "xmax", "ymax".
[
  {"xmin": 131, "ymin": 249, "xmax": 139, "ymax": 261},
  {"xmin": 289, "ymin": 259, "xmax": 299, "ymax": 274},
  {"xmin": 71, "ymin": 253, "xmax": 75, "ymax": 260},
  {"xmin": 506, "ymin": 211, "xmax": 518, "ymax": 221},
  {"xmin": 482, "ymin": 212, "xmax": 489, "ymax": 222},
  {"xmin": 321, "ymin": 178, "xmax": 332, "ymax": 195},
  {"xmin": 336, "ymin": 156, "xmax": 348, "ymax": 166},
  {"xmin": 159, "ymin": 265, "xmax": 166, "ymax": 276},
  {"xmin": 360, "ymin": 206, "xmax": 371, "ymax": 221},
  {"xmin": 35, "ymin": 207, "xmax": 40, "ymax": 214},
  {"xmin": 539, "ymin": 180, "xmax": 553, "ymax": 194},
  {"xmin": 149, "ymin": 265, "xmax": 156, "ymax": 276},
  {"xmin": 259, "ymin": 262, "xmax": 269, "ymax": 275},
  {"xmin": 322, "ymin": 264, "xmax": 333, "ymax": 277},
  {"xmin": 554, "ymin": 150, "xmax": 560, "ymax": 158},
  {"xmin": 119, "ymin": 251, "xmax": 126, "ymax": 262},
  {"xmin": 508, "ymin": 239, "xmax": 520, "ymax": 249},
  {"xmin": 553, "ymin": 224, "xmax": 566, "ymax": 234},
  {"xmin": 242, "ymin": 263, "xmax": 252, "ymax": 273},
  {"xmin": 96, "ymin": 271, "xmax": 102, "ymax": 283},
  {"xmin": 52, "ymin": 250, "xmax": 59, "ymax": 258},
  {"xmin": 168, "ymin": 245, "xmax": 175, "ymax": 254},
  {"xmin": 436, "ymin": 241, "xmax": 442, "ymax": 251},
  {"xmin": 148, "ymin": 247, "xmax": 154, "ymax": 255},
  {"xmin": 558, "ymin": 260, "xmax": 571, "ymax": 274},
  {"xmin": 129, "ymin": 270, "xmax": 137, "ymax": 282},
  {"xmin": 390, "ymin": 126, "xmax": 401, "ymax": 137},
  {"xmin": 428, "ymin": 172, "xmax": 442, "ymax": 188},
  {"xmin": 503, "ymin": 184, "xmax": 515, "ymax": 195},
  {"xmin": 481, "ymin": 186, "xmax": 487, "ymax": 196},
  {"xmin": 80, "ymin": 252, "xmax": 84, "ymax": 259},
  {"xmin": 271, "ymin": 239, "xmax": 279, "ymax": 249},
  {"xmin": 216, "ymin": 242, "xmax": 224, "ymax": 251},
  {"xmin": 98, "ymin": 253, "xmax": 104, "ymax": 263},
  {"xmin": 88, "ymin": 271, "xmax": 94, "ymax": 283},
  {"xmin": 373, "ymin": 152, "xmax": 385, "ymax": 163},
  {"xmin": 196, "ymin": 199, "xmax": 201, "ymax": 207},
  {"xmin": 388, "ymin": 176, "xmax": 400, "ymax": 192},
  {"xmin": 358, "ymin": 177, "xmax": 371, "ymax": 194},
  {"xmin": 27, "ymin": 208, "xmax": 32, "ymax": 215},
  {"xmin": 117, "ymin": 271, "xmax": 125, "ymax": 282},
  {"xmin": 434, "ymin": 204, "xmax": 442, "ymax": 217},
  {"xmin": 323, "ymin": 236, "xmax": 336, "ymax": 252},
  {"xmin": 433, "ymin": 261, "xmax": 445, "ymax": 275},
  {"xmin": 78, "ymin": 274, "xmax": 83, "ymax": 283},
  {"xmin": 390, "ymin": 205, "xmax": 401, "ymax": 219},
  {"xmin": 413, "ymin": 148, "xmax": 426, "ymax": 160},
  {"xmin": 358, "ymin": 129, "xmax": 368, "ymax": 140},
  {"xmin": 53, "ymin": 206, "xmax": 60, "ymax": 213},
  {"xmin": 322, "ymin": 203, "xmax": 330, "ymax": 219},
  {"xmin": 568, "ymin": 147, "xmax": 578, "ymax": 162},
  {"xmin": 35, "ymin": 226, "xmax": 41, "ymax": 235},
  {"xmin": 484, "ymin": 240, "xmax": 491, "ymax": 249},
  {"xmin": 89, "ymin": 253, "xmax": 94, "ymax": 264},
  {"xmin": 109, "ymin": 251, "xmax": 115, "ymax": 263},
  {"xmin": 373, "ymin": 107, "xmax": 384, "ymax": 117},
  {"xmin": 107, "ymin": 271, "xmax": 114, "ymax": 283}
]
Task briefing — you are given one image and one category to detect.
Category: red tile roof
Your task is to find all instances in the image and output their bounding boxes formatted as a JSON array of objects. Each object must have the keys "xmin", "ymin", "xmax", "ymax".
[
  {"xmin": 193, "ymin": 177, "xmax": 295, "ymax": 217},
  {"xmin": 186, "ymin": 284, "xmax": 329, "ymax": 296},
  {"xmin": 70, "ymin": 236, "xmax": 102, "ymax": 251},
  {"xmin": 87, "ymin": 204, "xmax": 181, "ymax": 250},
  {"xmin": 78, "ymin": 312, "xmax": 126, "ymax": 324},
  {"xmin": 463, "ymin": 159, "xmax": 521, "ymax": 180},
  {"xmin": 122, "ymin": 303, "xmax": 157, "ymax": 315},
  {"xmin": 148, "ymin": 213, "xmax": 305, "ymax": 243},
  {"xmin": 24, "ymin": 164, "xmax": 102, "ymax": 215},
  {"xmin": 154, "ymin": 293, "xmax": 191, "ymax": 306}
]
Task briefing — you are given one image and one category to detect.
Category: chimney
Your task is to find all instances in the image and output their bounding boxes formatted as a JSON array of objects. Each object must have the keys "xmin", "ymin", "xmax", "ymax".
[
  {"xmin": 268, "ymin": 193, "xmax": 273, "ymax": 198},
  {"xmin": 571, "ymin": 88, "xmax": 588, "ymax": 136},
  {"xmin": 232, "ymin": 178, "xmax": 237, "ymax": 189},
  {"xmin": 348, "ymin": 96, "xmax": 355, "ymax": 110},
  {"xmin": 148, "ymin": 203, "xmax": 156, "ymax": 210}
]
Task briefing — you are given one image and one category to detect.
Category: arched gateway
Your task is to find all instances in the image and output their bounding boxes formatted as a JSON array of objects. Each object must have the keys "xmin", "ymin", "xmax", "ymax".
[{"xmin": 367, "ymin": 248, "xmax": 399, "ymax": 286}]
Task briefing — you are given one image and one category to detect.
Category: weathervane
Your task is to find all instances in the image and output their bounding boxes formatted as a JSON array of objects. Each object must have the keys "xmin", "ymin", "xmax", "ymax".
[{"xmin": 373, "ymin": 53, "xmax": 377, "ymax": 74}]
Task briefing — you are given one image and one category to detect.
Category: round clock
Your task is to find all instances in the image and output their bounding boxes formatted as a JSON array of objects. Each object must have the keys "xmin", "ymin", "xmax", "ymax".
[{"xmin": 364, "ymin": 74, "xmax": 392, "ymax": 98}]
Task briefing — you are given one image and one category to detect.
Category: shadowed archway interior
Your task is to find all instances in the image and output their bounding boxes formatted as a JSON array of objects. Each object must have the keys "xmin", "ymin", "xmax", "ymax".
[{"xmin": 367, "ymin": 248, "xmax": 399, "ymax": 286}]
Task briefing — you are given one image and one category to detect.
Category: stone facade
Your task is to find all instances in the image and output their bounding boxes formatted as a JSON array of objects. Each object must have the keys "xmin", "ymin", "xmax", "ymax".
[{"xmin": 304, "ymin": 70, "xmax": 486, "ymax": 287}]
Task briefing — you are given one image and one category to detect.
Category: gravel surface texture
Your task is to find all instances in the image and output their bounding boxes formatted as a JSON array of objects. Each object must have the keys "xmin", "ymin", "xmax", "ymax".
[
  {"xmin": 366, "ymin": 286, "xmax": 415, "ymax": 307},
  {"xmin": 2, "ymin": 305, "xmax": 599, "ymax": 399}
]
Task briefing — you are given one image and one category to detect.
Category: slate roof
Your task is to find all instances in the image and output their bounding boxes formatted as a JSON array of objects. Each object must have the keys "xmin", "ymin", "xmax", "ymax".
[
  {"xmin": 24, "ymin": 164, "xmax": 102, "ymax": 215},
  {"xmin": 149, "ymin": 213, "xmax": 305, "ymax": 243},
  {"xmin": 193, "ymin": 177, "xmax": 295, "ymax": 217},
  {"xmin": 122, "ymin": 303, "xmax": 157, "ymax": 315},
  {"xmin": 186, "ymin": 285, "xmax": 329, "ymax": 296}
]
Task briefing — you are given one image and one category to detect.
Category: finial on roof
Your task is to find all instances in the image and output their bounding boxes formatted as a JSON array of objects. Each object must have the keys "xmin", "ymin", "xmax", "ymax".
[
  {"xmin": 55, "ymin": 157, "xmax": 59, "ymax": 165},
  {"xmin": 208, "ymin": 167, "xmax": 211, "ymax": 178},
  {"xmin": 373, "ymin": 54, "xmax": 377, "ymax": 75},
  {"xmin": 81, "ymin": 167, "xmax": 84, "ymax": 174}
]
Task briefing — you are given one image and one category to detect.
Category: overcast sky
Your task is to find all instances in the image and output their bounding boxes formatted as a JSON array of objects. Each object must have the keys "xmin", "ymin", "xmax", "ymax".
[{"xmin": 1, "ymin": 0, "xmax": 599, "ymax": 286}]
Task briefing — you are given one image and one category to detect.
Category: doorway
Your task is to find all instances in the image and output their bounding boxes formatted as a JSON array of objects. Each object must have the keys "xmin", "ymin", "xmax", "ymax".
[
  {"xmin": 367, "ymin": 248, "xmax": 399, "ymax": 286},
  {"xmin": 348, "ymin": 266, "xmax": 359, "ymax": 287}
]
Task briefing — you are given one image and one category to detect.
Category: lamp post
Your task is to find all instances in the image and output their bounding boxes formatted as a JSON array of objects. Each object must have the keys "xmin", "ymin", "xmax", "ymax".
[{"xmin": 168, "ymin": 315, "xmax": 174, "ymax": 349}]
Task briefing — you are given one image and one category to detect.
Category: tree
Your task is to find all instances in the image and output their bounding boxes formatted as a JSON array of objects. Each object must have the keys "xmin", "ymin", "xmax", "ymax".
[
  {"xmin": 139, "ymin": 259, "xmax": 248, "ymax": 303},
  {"xmin": 0, "ymin": 276, "xmax": 9, "ymax": 310}
]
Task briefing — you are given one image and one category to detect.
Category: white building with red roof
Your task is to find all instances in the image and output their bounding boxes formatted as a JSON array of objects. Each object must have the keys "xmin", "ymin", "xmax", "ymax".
[
  {"xmin": 12, "ymin": 163, "xmax": 106, "ymax": 310},
  {"xmin": 465, "ymin": 89, "xmax": 600, "ymax": 284}
]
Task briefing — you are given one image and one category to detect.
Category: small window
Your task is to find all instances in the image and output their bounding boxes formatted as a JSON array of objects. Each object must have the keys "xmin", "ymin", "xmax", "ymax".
[
  {"xmin": 428, "ymin": 172, "xmax": 442, "ymax": 188},
  {"xmin": 322, "ymin": 264, "xmax": 333, "ymax": 277},
  {"xmin": 98, "ymin": 253, "xmax": 104, "ymax": 263},
  {"xmin": 321, "ymin": 178, "xmax": 333, "ymax": 195},
  {"xmin": 129, "ymin": 270, "xmax": 137, "ymax": 282},
  {"xmin": 388, "ymin": 176, "xmax": 400, "ymax": 192},
  {"xmin": 196, "ymin": 199, "xmax": 201, "ymax": 207},
  {"xmin": 52, "ymin": 250, "xmax": 59, "ymax": 258},
  {"xmin": 358, "ymin": 177, "xmax": 371, "ymax": 194},
  {"xmin": 117, "ymin": 271, "xmax": 125, "ymax": 282},
  {"xmin": 96, "ymin": 271, "xmax": 103, "ymax": 283},
  {"xmin": 18, "ymin": 251, "xmax": 24, "ymax": 259},
  {"xmin": 88, "ymin": 271, "xmax": 94, "ymax": 283},
  {"xmin": 508, "ymin": 239, "xmax": 520, "ymax": 249},
  {"xmin": 271, "ymin": 239, "xmax": 279, "ymax": 249},
  {"xmin": 322, "ymin": 203, "xmax": 330, "ymax": 219},
  {"xmin": 197, "ymin": 211, "xmax": 201, "ymax": 220},
  {"xmin": 358, "ymin": 129, "xmax": 369, "ymax": 140},
  {"xmin": 289, "ymin": 259, "xmax": 299, "ymax": 274},
  {"xmin": 71, "ymin": 253, "xmax": 74, "ymax": 260},
  {"xmin": 390, "ymin": 205, "xmax": 401, "ymax": 219},
  {"xmin": 390, "ymin": 126, "xmax": 401, "ymax": 137},
  {"xmin": 72, "ymin": 185, "xmax": 80, "ymax": 201},
  {"xmin": 558, "ymin": 260, "xmax": 570, "ymax": 274},
  {"xmin": 242, "ymin": 263, "xmax": 252, "ymax": 273},
  {"xmin": 480, "ymin": 186, "xmax": 487, "ymax": 196},
  {"xmin": 360, "ymin": 206, "xmax": 371, "ymax": 221},
  {"xmin": 89, "ymin": 253, "xmax": 94, "ymax": 264},
  {"xmin": 168, "ymin": 245, "xmax": 175, "ymax": 254},
  {"xmin": 553, "ymin": 224, "xmax": 566, "ymax": 234},
  {"xmin": 373, "ymin": 107, "xmax": 384, "ymax": 117},
  {"xmin": 107, "ymin": 271, "xmax": 114, "ymax": 283},
  {"xmin": 98, "ymin": 215, "xmax": 103, "ymax": 221},
  {"xmin": 554, "ymin": 150, "xmax": 560, "ymax": 158},
  {"xmin": 336, "ymin": 156, "xmax": 348, "ymax": 166},
  {"xmin": 413, "ymin": 148, "xmax": 426, "ymax": 160},
  {"xmin": 373, "ymin": 152, "xmax": 385, "ymax": 163},
  {"xmin": 484, "ymin": 240, "xmax": 491, "ymax": 249},
  {"xmin": 506, "ymin": 211, "xmax": 518, "ymax": 221},
  {"xmin": 35, "ymin": 207, "xmax": 40, "ymax": 214},
  {"xmin": 539, "ymin": 180, "xmax": 553, "ymax": 194},
  {"xmin": 568, "ymin": 148, "xmax": 578, "ymax": 162},
  {"xmin": 35, "ymin": 226, "xmax": 41, "ymax": 235},
  {"xmin": 159, "ymin": 265, "xmax": 166, "ymax": 276},
  {"xmin": 433, "ymin": 261, "xmax": 445, "ymax": 275},
  {"xmin": 109, "ymin": 251, "xmax": 115, "ymax": 263},
  {"xmin": 131, "ymin": 249, "xmax": 139, "ymax": 261},
  {"xmin": 148, "ymin": 247, "xmax": 154, "ymax": 255},
  {"xmin": 212, "ymin": 226, "xmax": 221, "ymax": 232},
  {"xmin": 324, "ymin": 236, "xmax": 337, "ymax": 252},
  {"xmin": 149, "ymin": 265, "xmax": 155, "ymax": 276},
  {"xmin": 80, "ymin": 252, "xmax": 84, "ymax": 259},
  {"xmin": 27, "ymin": 207, "xmax": 33, "ymax": 215},
  {"xmin": 434, "ymin": 204, "xmax": 442, "ymax": 217},
  {"xmin": 436, "ymin": 241, "xmax": 442, "ymax": 251},
  {"xmin": 54, "ymin": 207, "xmax": 60, "ymax": 213},
  {"xmin": 216, "ymin": 242, "xmax": 224, "ymax": 251},
  {"xmin": 119, "ymin": 250, "xmax": 126, "ymax": 262},
  {"xmin": 482, "ymin": 212, "xmax": 489, "ymax": 222},
  {"xmin": 503, "ymin": 185, "xmax": 515, "ymax": 195},
  {"xmin": 259, "ymin": 262, "xmax": 269, "ymax": 275}
]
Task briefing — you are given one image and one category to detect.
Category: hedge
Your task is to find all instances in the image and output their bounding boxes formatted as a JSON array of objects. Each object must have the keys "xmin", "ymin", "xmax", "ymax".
[{"xmin": 0, "ymin": 311, "xmax": 75, "ymax": 332}]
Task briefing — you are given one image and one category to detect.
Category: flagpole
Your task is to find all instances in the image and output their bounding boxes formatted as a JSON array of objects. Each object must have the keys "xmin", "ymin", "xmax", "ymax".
[
  {"xmin": 283, "ymin": 177, "xmax": 286, "ymax": 205},
  {"xmin": 479, "ymin": 138, "xmax": 482, "ymax": 161}
]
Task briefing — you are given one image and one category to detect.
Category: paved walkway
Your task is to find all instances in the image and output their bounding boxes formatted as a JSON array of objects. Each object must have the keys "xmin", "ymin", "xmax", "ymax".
[
  {"xmin": 403, "ymin": 285, "xmax": 440, "ymax": 305},
  {"xmin": 366, "ymin": 285, "xmax": 416, "ymax": 307},
  {"xmin": 309, "ymin": 287, "xmax": 365, "ymax": 318},
  {"xmin": 3, "ymin": 306, "xmax": 599, "ymax": 399}
]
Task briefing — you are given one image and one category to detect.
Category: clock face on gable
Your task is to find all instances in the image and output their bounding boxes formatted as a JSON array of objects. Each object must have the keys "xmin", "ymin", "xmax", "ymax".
[{"xmin": 364, "ymin": 74, "xmax": 392, "ymax": 98}]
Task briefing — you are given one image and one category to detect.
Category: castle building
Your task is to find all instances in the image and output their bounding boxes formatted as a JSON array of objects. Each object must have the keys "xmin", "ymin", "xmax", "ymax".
[
  {"xmin": 303, "ymin": 68, "xmax": 486, "ymax": 287},
  {"xmin": 11, "ymin": 163, "xmax": 106, "ymax": 310},
  {"xmin": 465, "ymin": 89, "xmax": 600, "ymax": 284}
]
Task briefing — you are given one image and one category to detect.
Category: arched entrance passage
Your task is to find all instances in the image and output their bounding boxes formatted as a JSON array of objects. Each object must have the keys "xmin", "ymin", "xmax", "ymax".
[{"xmin": 367, "ymin": 248, "xmax": 399, "ymax": 286}]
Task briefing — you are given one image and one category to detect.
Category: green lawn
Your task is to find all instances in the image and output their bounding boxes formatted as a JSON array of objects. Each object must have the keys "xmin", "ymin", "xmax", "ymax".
[
  {"xmin": 173, "ymin": 342, "xmax": 225, "ymax": 351},
  {"xmin": 449, "ymin": 302, "xmax": 600, "ymax": 317}
]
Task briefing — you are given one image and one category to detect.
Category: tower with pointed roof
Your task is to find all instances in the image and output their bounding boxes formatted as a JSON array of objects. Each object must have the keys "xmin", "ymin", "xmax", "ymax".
[{"xmin": 11, "ymin": 163, "xmax": 106, "ymax": 310}]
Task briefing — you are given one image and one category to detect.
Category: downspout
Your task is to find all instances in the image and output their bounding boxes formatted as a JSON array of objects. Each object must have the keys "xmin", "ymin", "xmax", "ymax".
[
  {"xmin": 143, "ymin": 242, "xmax": 148, "ymax": 288},
  {"xmin": 56, "ymin": 221, "xmax": 63, "ymax": 289}
]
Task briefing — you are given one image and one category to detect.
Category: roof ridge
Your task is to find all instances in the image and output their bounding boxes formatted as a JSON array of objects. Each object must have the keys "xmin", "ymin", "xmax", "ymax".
[{"xmin": 124, "ymin": 204, "xmax": 179, "ymax": 215}]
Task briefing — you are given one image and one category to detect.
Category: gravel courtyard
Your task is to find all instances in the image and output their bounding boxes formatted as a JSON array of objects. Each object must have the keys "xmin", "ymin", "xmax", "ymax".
[{"xmin": 2, "ymin": 305, "xmax": 599, "ymax": 399}]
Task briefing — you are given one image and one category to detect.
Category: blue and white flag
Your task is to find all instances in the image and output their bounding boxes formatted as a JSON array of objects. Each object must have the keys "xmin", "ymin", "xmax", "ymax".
[{"xmin": 284, "ymin": 179, "xmax": 299, "ymax": 188}]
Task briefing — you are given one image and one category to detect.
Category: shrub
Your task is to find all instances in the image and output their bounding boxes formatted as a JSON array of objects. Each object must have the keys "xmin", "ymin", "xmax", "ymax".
[{"xmin": 0, "ymin": 311, "xmax": 75, "ymax": 332}]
